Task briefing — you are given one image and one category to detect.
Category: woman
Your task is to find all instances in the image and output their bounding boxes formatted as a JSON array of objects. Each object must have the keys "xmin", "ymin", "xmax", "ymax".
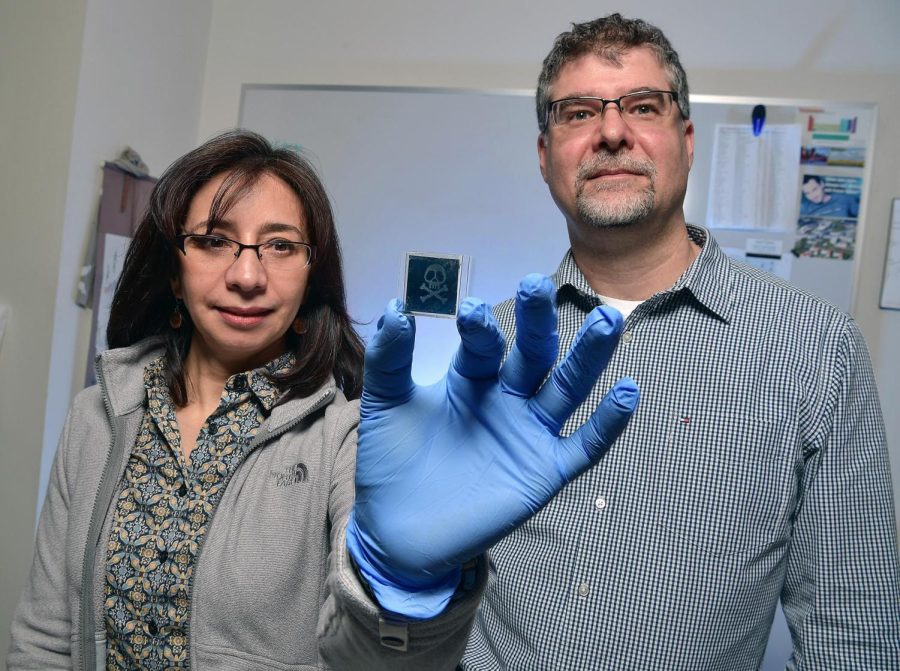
[
  {"xmin": 8, "ymin": 130, "xmax": 379, "ymax": 669},
  {"xmin": 9, "ymin": 129, "xmax": 623, "ymax": 671}
]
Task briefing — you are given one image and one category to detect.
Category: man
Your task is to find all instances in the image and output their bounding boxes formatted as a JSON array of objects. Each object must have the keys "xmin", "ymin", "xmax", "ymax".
[
  {"xmin": 800, "ymin": 174, "xmax": 860, "ymax": 218},
  {"xmin": 452, "ymin": 14, "xmax": 897, "ymax": 670},
  {"xmin": 323, "ymin": 13, "xmax": 898, "ymax": 671}
]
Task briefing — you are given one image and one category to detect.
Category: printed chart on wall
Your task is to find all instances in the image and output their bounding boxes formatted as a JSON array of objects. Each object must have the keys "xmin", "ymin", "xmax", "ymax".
[{"xmin": 690, "ymin": 99, "xmax": 876, "ymax": 313}]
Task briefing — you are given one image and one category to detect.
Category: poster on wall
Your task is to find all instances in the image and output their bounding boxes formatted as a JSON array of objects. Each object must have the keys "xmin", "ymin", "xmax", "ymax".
[
  {"xmin": 83, "ymin": 164, "xmax": 157, "ymax": 386},
  {"xmin": 798, "ymin": 174, "xmax": 861, "ymax": 219},
  {"xmin": 793, "ymin": 218, "xmax": 857, "ymax": 260},
  {"xmin": 793, "ymin": 107, "xmax": 868, "ymax": 263},
  {"xmin": 802, "ymin": 110, "xmax": 869, "ymax": 146},
  {"xmin": 800, "ymin": 145, "xmax": 865, "ymax": 168}
]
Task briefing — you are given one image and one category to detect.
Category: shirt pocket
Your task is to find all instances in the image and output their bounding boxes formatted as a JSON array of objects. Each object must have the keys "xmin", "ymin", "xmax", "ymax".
[{"xmin": 655, "ymin": 411, "xmax": 797, "ymax": 557}]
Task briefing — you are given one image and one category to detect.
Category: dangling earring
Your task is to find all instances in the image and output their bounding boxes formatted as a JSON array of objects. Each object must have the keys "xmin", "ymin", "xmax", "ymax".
[
  {"xmin": 170, "ymin": 301, "xmax": 184, "ymax": 329},
  {"xmin": 291, "ymin": 316, "xmax": 307, "ymax": 335}
]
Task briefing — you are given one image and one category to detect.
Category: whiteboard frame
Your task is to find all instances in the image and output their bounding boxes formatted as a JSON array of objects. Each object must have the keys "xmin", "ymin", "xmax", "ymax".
[{"xmin": 880, "ymin": 197, "xmax": 900, "ymax": 310}]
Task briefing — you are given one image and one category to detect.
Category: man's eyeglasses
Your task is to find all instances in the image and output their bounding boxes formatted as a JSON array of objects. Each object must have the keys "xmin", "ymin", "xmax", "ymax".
[
  {"xmin": 547, "ymin": 90, "xmax": 680, "ymax": 130},
  {"xmin": 175, "ymin": 234, "xmax": 316, "ymax": 270}
]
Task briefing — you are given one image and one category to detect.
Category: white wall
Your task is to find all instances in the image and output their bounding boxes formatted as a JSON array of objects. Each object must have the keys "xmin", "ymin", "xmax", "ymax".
[
  {"xmin": 0, "ymin": 2, "xmax": 87, "ymax": 660},
  {"xmin": 197, "ymin": 0, "xmax": 900, "ymax": 131},
  {"xmin": 0, "ymin": 0, "xmax": 213, "ymax": 658},
  {"xmin": 37, "ymin": 0, "xmax": 214, "ymax": 512}
]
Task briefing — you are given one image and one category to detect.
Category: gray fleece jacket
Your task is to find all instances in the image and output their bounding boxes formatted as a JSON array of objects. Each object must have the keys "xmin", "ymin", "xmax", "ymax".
[{"xmin": 8, "ymin": 338, "xmax": 484, "ymax": 670}]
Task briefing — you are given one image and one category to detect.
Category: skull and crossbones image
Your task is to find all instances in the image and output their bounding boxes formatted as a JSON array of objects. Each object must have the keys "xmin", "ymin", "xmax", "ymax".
[{"xmin": 420, "ymin": 263, "xmax": 449, "ymax": 303}]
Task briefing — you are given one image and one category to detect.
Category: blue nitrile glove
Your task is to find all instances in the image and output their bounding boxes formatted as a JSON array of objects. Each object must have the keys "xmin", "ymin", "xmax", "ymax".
[{"xmin": 346, "ymin": 274, "xmax": 639, "ymax": 618}]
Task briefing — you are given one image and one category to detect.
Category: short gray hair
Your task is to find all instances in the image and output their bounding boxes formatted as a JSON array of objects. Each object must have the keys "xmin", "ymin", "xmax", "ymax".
[{"xmin": 536, "ymin": 14, "xmax": 690, "ymax": 134}]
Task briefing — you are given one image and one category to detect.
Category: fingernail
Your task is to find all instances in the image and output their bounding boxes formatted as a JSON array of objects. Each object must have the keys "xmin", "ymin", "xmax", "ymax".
[
  {"xmin": 612, "ymin": 379, "xmax": 639, "ymax": 408},
  {"xmin": 518, "ymin": 274, "xmax": 553, "ymax": 301},
  {"xmin": 458, "ymin": 298, "xmax": 489, "ymax": 331},
  {"xmin": 594, "ymin": 305, "xmax": 624, "ymax": 332}
]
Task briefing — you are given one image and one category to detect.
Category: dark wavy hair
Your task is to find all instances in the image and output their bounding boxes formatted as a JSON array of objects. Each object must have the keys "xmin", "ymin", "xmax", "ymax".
[
  {"xmin": 107, "ymin": 129, "xmax": 364, "ymax": 403},
  {"xmin": 536, "ymin": 13, "xmax": 690, "ymax": 134}
]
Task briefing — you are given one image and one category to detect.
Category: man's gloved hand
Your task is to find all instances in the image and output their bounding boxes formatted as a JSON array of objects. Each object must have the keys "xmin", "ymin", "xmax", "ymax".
[{"xmin": 346, "ymin": 275, "xmax": 638, "ymax": 618}]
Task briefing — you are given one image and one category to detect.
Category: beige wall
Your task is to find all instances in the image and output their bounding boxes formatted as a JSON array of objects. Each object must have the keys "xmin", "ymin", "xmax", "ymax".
[{"xmin": 0, "ymin": 0, "xmax": 87, "ymax": 660}]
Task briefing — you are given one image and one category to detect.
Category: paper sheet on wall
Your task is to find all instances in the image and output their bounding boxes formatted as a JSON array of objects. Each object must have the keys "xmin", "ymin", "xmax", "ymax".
[
  {"xmin": 706, "ymin": 124, "xmax": 801, "ymax": 232},
  {"xmin": 94, "ymin": 233, "xmax": 131, "ymax": 354},
  {"xmin": 880, "ymin": 198, "xmax": 900, "ymax": 310},
  {"xmin": 723, "ymin": 238, "xmax": 793, "ymax": 282}
]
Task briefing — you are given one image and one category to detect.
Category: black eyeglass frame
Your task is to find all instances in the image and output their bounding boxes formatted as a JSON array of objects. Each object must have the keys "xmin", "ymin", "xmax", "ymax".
[
  {"xmin": 545, "ymin": 90, "xmax": 681, "ymax": 128},
  {"xmin": 174, "ymin": 234, "xmax": 317, "ymax": 268}
]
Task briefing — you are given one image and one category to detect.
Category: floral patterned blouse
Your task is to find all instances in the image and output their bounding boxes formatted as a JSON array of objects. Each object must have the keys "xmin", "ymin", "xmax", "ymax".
[{"xmin": 103, "ymin": 353, "xmax": 293, "ymax": 670}]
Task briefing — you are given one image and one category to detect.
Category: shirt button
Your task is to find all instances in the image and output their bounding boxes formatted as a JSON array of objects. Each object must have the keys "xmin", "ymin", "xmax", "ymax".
[
  {"xmin": 621, "ymin": 331, "xmax": 633, "ymax": 344},
  {"xmin": 177, "ymin": 483, "xmax": 188, "ymax": 497},
  {"xmin": 158, "ymin": 549, "xmax": 168, "ymax": 563},
  {"xmin": 147, "ymin": 621, "xmax": 159, "ymax": 636},
  {"xmin": 594, "ymin": 496, "xmax": 607, "ymax": 511},
  {"xmin": 233, "ymin": 374, "xmax": 248, "ymax": 391},
  {"xmin": 577, "ymin": 582, "xmax": 590, "ymax": 597}
]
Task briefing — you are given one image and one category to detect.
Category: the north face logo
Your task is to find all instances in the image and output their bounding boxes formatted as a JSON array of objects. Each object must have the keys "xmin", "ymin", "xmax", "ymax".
[{"xmin": 271, "ymin": 462, "xmax": 309, "ymax": 487}]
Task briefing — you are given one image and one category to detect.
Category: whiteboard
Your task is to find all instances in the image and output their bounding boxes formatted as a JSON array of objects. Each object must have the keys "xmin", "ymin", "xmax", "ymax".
[
  {"xmin": 240, "ymin": 85, "xmax": 876, "ymax": 381},
  {"xmin": 241, "ymin": 85, "xmax": 565, "ymax": 382}
]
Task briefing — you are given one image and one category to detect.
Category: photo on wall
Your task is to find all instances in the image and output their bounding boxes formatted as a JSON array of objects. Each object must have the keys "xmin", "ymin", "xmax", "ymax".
[
  {"xmin": 799, "ymin": 174, "xmax": 861, "ymax": 220},
  {"xmin": 800, "ymin": 145, "xmax": 865, "ymax": 167},
  {"xmin": 793, "ymin": 217, "xmax": 857, "ymax": 260}
]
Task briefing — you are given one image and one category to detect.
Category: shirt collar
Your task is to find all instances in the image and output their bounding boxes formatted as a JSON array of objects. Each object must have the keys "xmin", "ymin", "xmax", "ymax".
[
  {"xmin": 143, "ymin": 350, "xmax": 297, "ymax": 413},
  {"xmin": 143, "ymin": 355, "xmax": 169, "ymax": 398},
  {"xmin": 675, "ymin": 224, "xmax": 734, "ymax": 323},
  {"xmin": 244, "ymin": 351, "xmax": 296, "ymax": 412},
  {"xmin": 551, "ymin": 224, "xmax": 734, "ymax": 323}
]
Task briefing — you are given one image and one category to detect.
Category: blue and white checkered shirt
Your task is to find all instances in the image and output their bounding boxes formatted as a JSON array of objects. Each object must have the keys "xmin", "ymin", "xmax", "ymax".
[{"xmin": 462, "ymin": 225, "xmax": 900, "ymax": 670}]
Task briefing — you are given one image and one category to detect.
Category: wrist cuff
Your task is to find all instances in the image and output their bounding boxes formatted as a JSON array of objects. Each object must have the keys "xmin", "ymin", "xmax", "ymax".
[{"xmin": 346, "ymin": 515, "xmax": 462, "ymax": 619}]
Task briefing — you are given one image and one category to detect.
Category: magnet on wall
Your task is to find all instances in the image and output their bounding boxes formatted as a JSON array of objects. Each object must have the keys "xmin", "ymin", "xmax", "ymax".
[{"xmin": 752, "ymin": 104, "xmax": 766, "ymax": 136}]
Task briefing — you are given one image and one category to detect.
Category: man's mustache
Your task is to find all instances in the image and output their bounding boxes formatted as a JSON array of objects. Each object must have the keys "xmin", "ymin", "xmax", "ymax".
[{"xmin": 576, "ymin": 154, "xmax": 656, "ymax": 181}]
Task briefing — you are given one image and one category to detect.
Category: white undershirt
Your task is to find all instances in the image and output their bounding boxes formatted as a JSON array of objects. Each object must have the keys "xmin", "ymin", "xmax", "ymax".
[{"xmin": 597, "ymin": 294, "xmax": 644, "ymax": 320}]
